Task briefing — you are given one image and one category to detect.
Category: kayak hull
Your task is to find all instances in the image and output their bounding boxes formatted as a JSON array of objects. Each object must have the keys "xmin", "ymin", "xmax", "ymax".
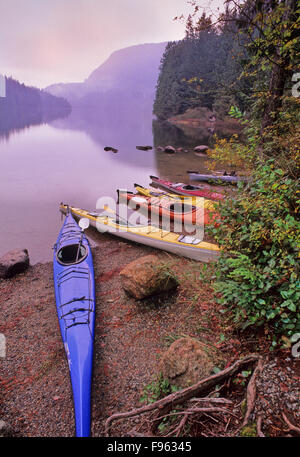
[
  {"xmin": 149, "ymin": 175, "xmax": 224, "ymax": 200},
  {"xmin": 118, "ymin": 190, "xmax": 212, "ymax": 226},
  {"xmin": 53, "ymin": 212, "xmax": 96, "ymax": 437},
  {"xmin": 60, "ymin": 205, "xmax": 220, "ymax": 263},
  {"xmin": 187, "ymin": 171, "xmax": 246, "ymax": 183}
]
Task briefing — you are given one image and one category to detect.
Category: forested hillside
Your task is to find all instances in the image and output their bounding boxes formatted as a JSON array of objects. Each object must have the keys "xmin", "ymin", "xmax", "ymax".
[
  {"xmin": 181, "ymin": 1, "xmax": 300, "ymax": 342},
  {"xmin": 155, "ymin": 0, "xmax": 299, "ymax": 344},
  {"xmin": 153, "ymin": 13, "xmax": 251, "ymax": 120}
]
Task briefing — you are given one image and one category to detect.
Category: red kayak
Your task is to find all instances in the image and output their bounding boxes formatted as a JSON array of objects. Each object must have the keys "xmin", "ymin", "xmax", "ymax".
[{"xmin": 149, "ymin": 176, "xmax": 224, "ymax": 200}]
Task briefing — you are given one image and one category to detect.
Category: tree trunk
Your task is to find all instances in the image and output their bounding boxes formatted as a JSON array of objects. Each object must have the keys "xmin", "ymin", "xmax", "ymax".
[
  {"xmin": 261, "ymin": 0, "xmax": 297, "ymax": 132},
  {"xmin": 261, "ymin": 58, "xmax": 289, "ymax": 132}
]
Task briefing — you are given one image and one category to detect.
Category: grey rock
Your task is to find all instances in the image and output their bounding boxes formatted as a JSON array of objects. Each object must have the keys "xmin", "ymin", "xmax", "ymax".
[
  {"xmin": 194, "ymin": 145, "xmax": 209, "ymax": 153},
  {"xmin": 0, "ymin": 248, "xmax": 29, "ymax": 279},
  {"xmin": 164, "ymin": 145, "xmax": 176, "ymax": 154},
  {"xmin": 104, "ymin": 146, "xmax": 118, "ymax": 153},
  {"xmin": 136, "ymin": 145, "xmax": 152, "ymax": 151}
]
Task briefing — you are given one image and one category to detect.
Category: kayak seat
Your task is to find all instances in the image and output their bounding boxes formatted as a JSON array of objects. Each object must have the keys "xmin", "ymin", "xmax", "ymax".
[
  {"xmin": 178, "ymin": 234, "xmax": 202, "ymax": 245},
  {"xmin": 57, "ymin": 243, "xmax": 87, "ymax": 265}
]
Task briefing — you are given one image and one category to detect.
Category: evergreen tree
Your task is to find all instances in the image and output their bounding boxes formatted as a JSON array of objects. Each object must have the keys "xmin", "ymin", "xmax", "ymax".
[{"xmin": 153, "ymin": 12, "xmax": 251, "ymax": 120}]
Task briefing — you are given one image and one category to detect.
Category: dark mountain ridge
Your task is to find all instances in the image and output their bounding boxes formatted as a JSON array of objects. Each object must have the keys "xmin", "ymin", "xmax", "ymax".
[
  {"xmin": 45, "ymin": 42, "xmax": 167, "ymax": 106},
  {"xmin": 0, "ymin": 76, "xmax": 71, "ymax": 139}
]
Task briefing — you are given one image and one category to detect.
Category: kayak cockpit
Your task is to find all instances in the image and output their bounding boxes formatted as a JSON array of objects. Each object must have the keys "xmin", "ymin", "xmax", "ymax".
[
  {"xmin": 56, "ymin": 243, "xmax": 88, "ymax": 266},
  {"xmin": 169, "ymin": 203, "xmax": 195, "ymax": 213},
  {"xmin": 182, "ymin": 185, "xmax": 198, "ymax": 190}
]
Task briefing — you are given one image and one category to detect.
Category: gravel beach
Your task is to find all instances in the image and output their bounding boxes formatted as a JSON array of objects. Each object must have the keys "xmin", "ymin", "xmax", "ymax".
[
  {"xmin": 0, "ymin": 234, "xmax": 299, "ymax": 437},
  {"xmin": 0, "ymin": 237, "xmax": 201, "ymax": 437}
]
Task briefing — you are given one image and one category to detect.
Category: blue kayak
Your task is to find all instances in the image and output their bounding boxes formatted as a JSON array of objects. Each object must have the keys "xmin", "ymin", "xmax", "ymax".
[{"xmin": 53, "ymin": 209, "xmax": 96, "ymax": 437}]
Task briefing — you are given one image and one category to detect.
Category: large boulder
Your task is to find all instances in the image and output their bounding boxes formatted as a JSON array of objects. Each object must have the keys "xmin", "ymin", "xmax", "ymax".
[
  {"xmin": 159, "ymin": 337, "xmax": 214, "ymax": 388},
  {"xmin": 0, "ymin": 249, "xmax": 29, "ymax": 279},
  {"xmin": 120, "ymin": 255, "xmax": 178, "ymax": 300}
]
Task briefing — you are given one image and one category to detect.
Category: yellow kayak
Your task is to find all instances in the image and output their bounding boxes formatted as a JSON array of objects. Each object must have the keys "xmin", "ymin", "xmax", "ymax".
[{"xmin": 60, "ymin": 204, "xmax": 220, "ymax": 263}]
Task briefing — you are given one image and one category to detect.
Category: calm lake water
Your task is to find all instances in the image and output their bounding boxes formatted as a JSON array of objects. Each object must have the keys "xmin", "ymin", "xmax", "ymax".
[{"xmin": 0, "ymin": 103, "xmax": 211, "ymax": 264}]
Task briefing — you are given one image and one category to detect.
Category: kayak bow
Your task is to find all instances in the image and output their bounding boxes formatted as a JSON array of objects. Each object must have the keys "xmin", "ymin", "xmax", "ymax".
[
  {"xmin": 149, "ymin": 175, "xmax": 224, "ymax": 200},
  {"xmin": 53, "ymin": 208, "xmax": 96, "ymax": 437},
  {"xmin": 187, "ymin": 171, "xmax": 247, "ymax": 184}
]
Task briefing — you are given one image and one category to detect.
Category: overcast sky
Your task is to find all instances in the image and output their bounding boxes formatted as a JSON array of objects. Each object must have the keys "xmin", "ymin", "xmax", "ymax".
[{"xmin": 0, "ymin": 0, "xmax": 225, "ymax": 88}]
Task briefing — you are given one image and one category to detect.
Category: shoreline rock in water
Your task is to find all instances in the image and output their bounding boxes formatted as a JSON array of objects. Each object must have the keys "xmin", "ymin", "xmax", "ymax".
[
  {"xmin": 0, "ymin": 248, "xmax": 30, "ymax": 279},
  {"xmin": 104, "ymin": 146, "xmax": 118, "ymax": 153},
  {"xmin": 194, "ymin": 145, "xmax": 209, "ymax": 153},
  {"xmin": 164, "ymin": 145, "xmax": 176, "ymax": 154},
  {"xmin": 136, "ymin": 145, "xmax": 153, "ymax": 151}
]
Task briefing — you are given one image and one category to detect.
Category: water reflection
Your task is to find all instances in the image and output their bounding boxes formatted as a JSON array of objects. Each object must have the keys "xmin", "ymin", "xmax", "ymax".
[
  {"xmin": 0, "ymin": 93, "xmax": 227, "ymax": 263},
  {"xmin": 0, "ymin": 109, "xmax": 71, "ymax": 142},
  {"xmin": 0, "ymin": 77, "xmax": 71, "ymax": 141},
  {"xmin": 152, "ymin": 119, "xmax": 214, "ymax": 149},
  {"xmin": 49, "ymin": 93, "xmax": 155, "ymax": 168},
  {"xmin": 0, "ymin": 96, "xmax": 158, "ymax": 263}
]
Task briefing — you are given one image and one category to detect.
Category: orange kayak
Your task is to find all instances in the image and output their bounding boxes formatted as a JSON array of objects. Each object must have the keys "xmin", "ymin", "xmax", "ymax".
[{"xmin": 117, "ymin": 189, "xmax": 219, "ymax": 226}]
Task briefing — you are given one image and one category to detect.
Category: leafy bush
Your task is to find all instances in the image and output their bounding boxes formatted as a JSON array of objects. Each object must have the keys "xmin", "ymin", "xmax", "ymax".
[
  {"xmin": 208, "ymin": 161, "xmax": 300, "ymax": 342},
  {"xmin": 139, "ymin": 373, "xmax": 179, "ymax": 404}
]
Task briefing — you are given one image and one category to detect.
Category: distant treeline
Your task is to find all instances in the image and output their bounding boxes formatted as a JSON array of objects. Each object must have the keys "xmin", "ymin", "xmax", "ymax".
[
  {"xmin": 0, "ymin": 77, "xmax": 71, "ymax": 138},
  {"xmin": 153, "ymin": 14, "xmax": 253, "ymax": 120}
]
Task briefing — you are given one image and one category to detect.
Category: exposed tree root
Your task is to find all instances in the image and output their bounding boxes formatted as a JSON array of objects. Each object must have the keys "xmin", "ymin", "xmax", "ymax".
[
  {"xmin": 282, "ymin": 413, "xmax": 300, "ymax": 435},
  {"xmin": 257, "ymin": 415, "xmax": 265, "ymax": 437},
  {"xmin": 242, "ymin": 357, "xmax": 264, "ymax": 427},
  {"xmin": 105, "ymin": 354, "xmax": 259, "ymax": 436}
]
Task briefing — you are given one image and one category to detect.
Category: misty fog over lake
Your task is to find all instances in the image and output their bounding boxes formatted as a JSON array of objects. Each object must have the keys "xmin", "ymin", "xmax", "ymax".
[
  {"xmin": 0, "ymin": 43, "xmax": 216, "ymax": 263},
  {"xmin": 0, "ymin": 98, "xmax": 214, "ymax": 263}
]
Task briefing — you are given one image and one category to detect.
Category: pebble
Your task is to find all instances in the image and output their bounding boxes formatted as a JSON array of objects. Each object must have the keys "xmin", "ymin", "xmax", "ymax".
[{"xmin": 254, "ymin": 357, "xmax": 300, "ymax": 434}]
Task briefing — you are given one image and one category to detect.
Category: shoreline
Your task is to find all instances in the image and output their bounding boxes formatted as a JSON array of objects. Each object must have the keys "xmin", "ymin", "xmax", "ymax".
[
  {"xmin": 0, "ymin": 238, "xmax": 185, "ymax": 437},
  {"xmin": 1, "ymin": 237, "xmax": 299, "ymax": 437}
]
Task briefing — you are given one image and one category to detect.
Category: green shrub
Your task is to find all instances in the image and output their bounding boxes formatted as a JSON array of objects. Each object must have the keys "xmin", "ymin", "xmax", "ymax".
[
  {"xmin": 139, "ymin": 373, "xmax": 179, "ymax": 404},
  {"xmin": 208, "ymin": 161, "xmax": 300, "ymax": 342}
]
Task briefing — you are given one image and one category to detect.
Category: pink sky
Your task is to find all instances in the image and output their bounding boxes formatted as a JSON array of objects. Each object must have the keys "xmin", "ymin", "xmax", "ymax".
[{"xmin": 0, "ymin": 0, "xmax": 225, "ymax": 88}]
